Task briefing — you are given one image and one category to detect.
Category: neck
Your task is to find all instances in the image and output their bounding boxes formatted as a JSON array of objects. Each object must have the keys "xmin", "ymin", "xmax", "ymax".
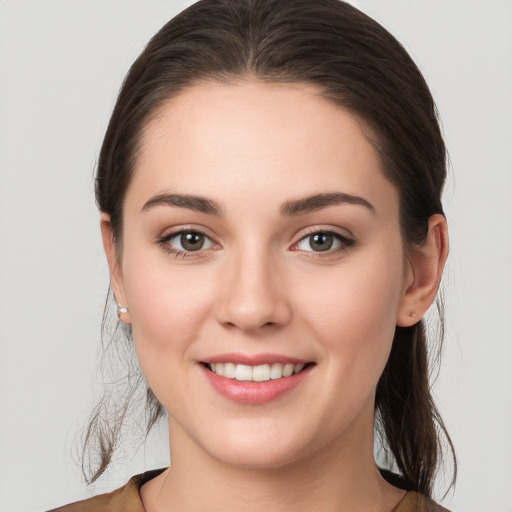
[{"xmin": 141, "ymin": 410, "xmax": 404, "ymax": 512}]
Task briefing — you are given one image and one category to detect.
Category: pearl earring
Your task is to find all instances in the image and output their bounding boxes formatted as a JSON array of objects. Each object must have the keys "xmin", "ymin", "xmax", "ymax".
[{"xmin": 118, "ymin": 304, "xmax": 128, "ymax": 315}]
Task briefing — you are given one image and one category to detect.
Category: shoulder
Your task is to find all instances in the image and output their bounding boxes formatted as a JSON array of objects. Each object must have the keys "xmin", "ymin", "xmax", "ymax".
[
  {"xmin": 394, "ymin": 491, "xmax": 452, "ymax": 512},
  {"xmin": 46, "ymin": 468, "xmax": 166, "ymax": 512},
  {"xmin": 46, "ymin": 479, "xmax": 142, "ymax": 512}
]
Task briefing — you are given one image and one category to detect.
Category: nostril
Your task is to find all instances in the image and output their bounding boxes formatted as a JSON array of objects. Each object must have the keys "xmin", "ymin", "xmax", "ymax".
[{"xmin": 214, "ymin": 276, "xmax": 292, "ymax": 332}]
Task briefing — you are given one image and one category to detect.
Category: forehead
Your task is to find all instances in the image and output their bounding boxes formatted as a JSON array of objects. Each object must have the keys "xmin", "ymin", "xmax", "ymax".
[{"xmin": 128, "ymin": 80, "xmax": 398, "ymax": 218}]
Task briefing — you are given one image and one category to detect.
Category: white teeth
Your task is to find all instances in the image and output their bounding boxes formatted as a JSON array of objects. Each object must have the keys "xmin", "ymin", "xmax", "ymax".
[
  {"xmin": 270, "ymin": 363, "xmax": 283, "ymax": 379},
  {"xmin": 208, "ymin": 361, "xmax": 307, "ymax": 381},
  {"xmin": 294, "ymin": 363, "xmax": 305, "ymax": 374},
  {"xmin": 235, "ymin": 364, "xmax": 253, "ymax": 381},
  {"xmin": 224, "ymin": 362, "xmax": 236, "ymax": 379},
  {"xmin": 282, "ymin": 363, "xmax": 294, "ymax": 377},
  {"xmin": 253, "ymin": 364, "xmax": 270, "ymax": 382}
]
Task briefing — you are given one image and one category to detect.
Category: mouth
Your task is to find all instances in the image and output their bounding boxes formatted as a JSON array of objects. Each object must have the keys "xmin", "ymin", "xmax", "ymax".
[
  {"xmin": 202, "ymin": 361, "xmax": 314, "ymax": 382},
  {"xmin": 199, "ymin": 353, "xmax": 315, "ymax": 404}
]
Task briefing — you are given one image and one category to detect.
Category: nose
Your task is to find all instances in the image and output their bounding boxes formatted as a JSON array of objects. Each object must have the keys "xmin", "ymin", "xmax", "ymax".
[{"xmin": 215, "ymin": 247, "xmax": 292, "ymax": 333}]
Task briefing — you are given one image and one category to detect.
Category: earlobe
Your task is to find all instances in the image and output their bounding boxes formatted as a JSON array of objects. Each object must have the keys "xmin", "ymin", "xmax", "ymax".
[
  {"xmin": 100, "ymin": 214, "xmax": 131, "ymax": 324},
  {"xmin": 396, "ymin": 214, "xmax": 448, "ymax": 327}
]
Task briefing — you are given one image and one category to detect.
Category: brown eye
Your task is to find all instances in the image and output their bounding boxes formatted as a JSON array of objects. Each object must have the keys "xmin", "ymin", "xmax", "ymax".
[
  {"xmin": 295, "ymin": 230, "xmax": 354, "ymax": 254},
  {"xmin": 309, "ymin": 233, "xmax": 333, "ymax": 252},
  {"xmin": 159, "ymin": 230, "xmax": 216, "ymax": 256},
  {"xmin": 180, "ymin": 232, "xmax": 205, "ymax": 251}
]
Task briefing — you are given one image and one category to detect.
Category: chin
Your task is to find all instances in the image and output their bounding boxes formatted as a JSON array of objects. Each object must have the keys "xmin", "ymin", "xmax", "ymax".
[
  {"xmin": 195, "ymin": 420, "xmax": 317, "ymax": 470},
  {"xmin": 212, "ymin": 444, "xmax": 302, "ymax": 470}
]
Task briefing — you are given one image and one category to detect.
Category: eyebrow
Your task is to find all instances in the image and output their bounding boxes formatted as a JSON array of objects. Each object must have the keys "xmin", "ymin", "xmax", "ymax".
[
  {"xmin": 281, "ymin": 192, "xmax": 375, "ymax": 216},
  {"xmin": 140, "ymin": 191, "xmax": 374, "ymax": 217},
  {"xmin": 141, "ymin": 193, "xmax": 223, "ymax": 215}
]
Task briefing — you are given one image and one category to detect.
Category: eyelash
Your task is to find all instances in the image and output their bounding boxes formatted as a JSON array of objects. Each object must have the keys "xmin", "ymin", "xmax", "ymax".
[
  {"xmin": 156, "ymin": 228, "xmax": 356, "ymax": 259},
  {"xmin": 157, "ymin": 227, "xmax": 217, "ymax": 259},
  {"xmin": 291, "ymin": 229, "xmax": 356, "ymax": 258}
]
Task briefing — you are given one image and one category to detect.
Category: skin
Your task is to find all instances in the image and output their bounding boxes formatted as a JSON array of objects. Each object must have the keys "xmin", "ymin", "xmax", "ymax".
[{"xmin": 102, "ymin": 80, "xmax": 448, "ymax": 512}]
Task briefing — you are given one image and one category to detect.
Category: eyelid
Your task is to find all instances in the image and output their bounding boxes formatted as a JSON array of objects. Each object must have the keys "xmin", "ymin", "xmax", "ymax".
[
  {"xmin": 290, "ymin": 226, "xmax": 356, "ymax": 255},
  {"xmin": 159, "ymin": 222, "xmax": 218, "ymax": 236},
  {"xmin": 156, "ymin": 225, "xmax": 221, "ymax": 257},
  {"xmin": 292, "ymin": 225, "xmax": 354, "ymax": 244},
  {"xmin": 156, "ymin": 224, "xmax": 355, "ymax": 258}
]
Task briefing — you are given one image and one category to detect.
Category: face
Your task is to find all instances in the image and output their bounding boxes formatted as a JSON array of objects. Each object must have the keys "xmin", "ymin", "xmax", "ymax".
[{"xmin": 107, "ymin": 81, "xmax": 415, "ymax": 469}]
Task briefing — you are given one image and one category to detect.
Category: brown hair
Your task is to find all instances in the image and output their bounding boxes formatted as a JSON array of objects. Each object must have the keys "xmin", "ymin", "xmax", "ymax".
[{"xmin": 85, "ymin": 0, "xmax": 456, "ymax": 495}]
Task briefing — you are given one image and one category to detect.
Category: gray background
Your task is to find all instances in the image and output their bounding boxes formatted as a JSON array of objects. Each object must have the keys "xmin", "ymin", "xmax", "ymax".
[{"xmin": 0, "ymin": 1, "xmax": 511, "ymax": 510}]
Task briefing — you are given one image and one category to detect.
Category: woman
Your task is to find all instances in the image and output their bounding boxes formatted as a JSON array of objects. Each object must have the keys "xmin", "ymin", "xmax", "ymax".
[{"xmin": 51, "ymin": 0, "xmax": 455, "ymax": 510}]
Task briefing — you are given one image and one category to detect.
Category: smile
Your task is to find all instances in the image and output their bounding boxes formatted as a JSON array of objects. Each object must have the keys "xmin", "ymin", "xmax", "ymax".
[
  {"xmin": 201, "ymin": 360, "xmax": 314, "ymax": 404},
  {"xmin": 207, "ymin": 362, "xmax": 306, "ymax": 382}
]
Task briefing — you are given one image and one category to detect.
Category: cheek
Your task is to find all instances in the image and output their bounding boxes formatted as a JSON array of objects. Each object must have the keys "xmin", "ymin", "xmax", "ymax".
[
  {"xmin": 298, "ymin": 252, "xmax": 405, "ymax": 380},
  {"xmin": 122, "ymin": 258, "xmax": 215, "ymax": 375}
]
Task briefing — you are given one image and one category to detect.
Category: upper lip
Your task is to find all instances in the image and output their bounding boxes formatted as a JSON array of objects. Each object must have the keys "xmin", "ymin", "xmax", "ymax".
[{"xmin": 201, "ymin": 353, "xmax": 311, "ymax": 366}]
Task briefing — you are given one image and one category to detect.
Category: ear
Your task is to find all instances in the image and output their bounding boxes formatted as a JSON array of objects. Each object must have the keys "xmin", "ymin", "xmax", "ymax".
[
  {"xmin": 100, "ymin": 213, "xmax": 131, "ymax": 324},
  {"xmin": 396, "ymin": 214, "xmax": 448, "ymax": 327}
]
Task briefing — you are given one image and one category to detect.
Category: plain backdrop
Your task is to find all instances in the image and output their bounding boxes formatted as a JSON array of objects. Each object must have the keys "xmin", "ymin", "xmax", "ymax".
[{"xmin": 0, "ymin": 1, "xmax": 511, "ymax": 511}]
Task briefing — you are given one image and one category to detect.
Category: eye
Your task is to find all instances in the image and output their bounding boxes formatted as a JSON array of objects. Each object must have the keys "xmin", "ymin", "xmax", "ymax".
[
  {"xmin": 175, "ymin": 232, "xmax": 209, "ymax": 251},
  {"xmin": 294, "ymin": 230, "xmax": 354, "ymax": 254},
  {"xmin": 158, "ymin": 229, "xmax": 217, "ymax": 256}
]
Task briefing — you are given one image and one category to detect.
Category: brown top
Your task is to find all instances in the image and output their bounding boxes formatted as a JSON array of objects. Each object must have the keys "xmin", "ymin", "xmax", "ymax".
[{"xmin": 48, "ymin": 469, "xmax": 450, "ymax": 512}]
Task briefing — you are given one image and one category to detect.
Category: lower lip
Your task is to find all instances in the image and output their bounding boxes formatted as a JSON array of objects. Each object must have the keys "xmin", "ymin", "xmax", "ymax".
[{"xmin": 200, "ymin": 364, "xmax": 312, "ymax": 405}]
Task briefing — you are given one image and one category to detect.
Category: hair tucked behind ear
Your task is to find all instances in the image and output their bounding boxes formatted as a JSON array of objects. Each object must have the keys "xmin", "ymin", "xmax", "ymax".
[
  {"xmin": 375, "ymin": 309, "xmax": 455, "ymax": 496},
  {"xmin": 85, "ymin": 0, "xmax": 456, "ymax": 493}
]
